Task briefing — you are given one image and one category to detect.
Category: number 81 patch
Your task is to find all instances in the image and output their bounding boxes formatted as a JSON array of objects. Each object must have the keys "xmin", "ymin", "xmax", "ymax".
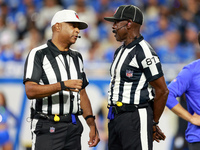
[{"xmin": 142, "ymin": 56, "xmax": 159, "ymax": 68}]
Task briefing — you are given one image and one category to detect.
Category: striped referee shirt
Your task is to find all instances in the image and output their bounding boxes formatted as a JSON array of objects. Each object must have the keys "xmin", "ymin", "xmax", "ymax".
[
  {"xmin": 23, "ymin": 40, "xmax": 89, "ymax": 115},
  {"xmin": 108, "ymin": 36, "xmax": 163, "ymax": 105}
]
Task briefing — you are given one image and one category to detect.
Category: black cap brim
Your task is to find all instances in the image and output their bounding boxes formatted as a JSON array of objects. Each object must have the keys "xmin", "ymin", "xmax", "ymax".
[
  {"xmin": 69, "ymin": 21, "xmax": 88, "ymax": 30},
  {"xmin": 78, "ymin": 22, "xmax": 88, "ymax": 30},
  {"xmin": 104, "ymin": 17, "xmax": 125, "ymax": 22}
]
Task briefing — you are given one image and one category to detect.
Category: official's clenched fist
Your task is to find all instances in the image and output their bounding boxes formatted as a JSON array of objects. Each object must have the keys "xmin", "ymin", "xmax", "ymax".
[{"xmin": 63, "ymin": 79, "xmax": 83, "ymax": 92}]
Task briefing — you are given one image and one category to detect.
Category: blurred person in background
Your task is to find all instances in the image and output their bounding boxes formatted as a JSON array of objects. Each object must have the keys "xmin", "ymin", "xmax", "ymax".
[
  {"xmin": 23, "ymin": 9, "xmax": 100, "ymax": 149},
  {"xmin": 148, "ymin": 14, "xmax": 172, "ymax": 49},
  {"xmin": 36, "ymin": 0, "xmax": 63, "ymax": 34},
  {"xmin": 104, "ymin": 5, "xmax": 168, "ymax": 150},
  {"xmin": 166, "ymin": 32, "xmax": 200, "ymax": 150},
  {"xmin": 156, "ymin": 29, "xmax": 195, "ymax": 64},
  {"xmin": 22, "ymin": 25, "xmax": 43, "ymax": 54},
  {"xmin": 15, "ymin": 0, "xmax": 38, "ymax": 39},
  {"xmin": 0, "ymin": 2, "xmax": 16, "ymax": 27},
  {"xmin": 12, "ymin": 0, "xmax": 44, "ymax": 63},
  {"xmin": 182, "ymin": 0, "xmax": 200, "ymax": 26},
  {"xmin": 0, "ymin": 15, "xmax": 18, "ymax": 77},
  {"xmin": 184, "ymin": 23, "xmax": 200, "ymax": 59},
  {"xmin": 0, "ymin": 92, "xmax": 14, "ymax": 150},
  {"xmin": 95, "ymin": 0, "xmax": 113, "ymax": 42},
  {"xmin": 143, "ymin": 0, "xmax": 160, "ymax": 41}
]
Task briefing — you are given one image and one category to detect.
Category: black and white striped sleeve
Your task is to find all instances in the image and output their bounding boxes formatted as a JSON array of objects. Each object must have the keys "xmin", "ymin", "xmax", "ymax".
[
  {"xmin": 137, "ymin": 42, "xmax": 163, "ymax": 82},
  {"xmin": 23, "ymin": 49, "xmax": 43, "ymax": 84},
  {"xmin": 77, "ymin": 53, "xmax": 89, "ymax": 89}
]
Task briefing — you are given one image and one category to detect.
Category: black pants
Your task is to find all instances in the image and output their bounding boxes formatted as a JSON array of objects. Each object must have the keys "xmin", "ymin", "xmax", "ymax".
[
  {"xmin": 108, "ymin": 104, "xmax": 153, "ymax": 150},
  {"xmin": 31, "ymin": 117, "xmax": 83, "ymax": 150},
  {"xmin": 188, "ymin": 142, "xmax": 200, "ymax": 150}
]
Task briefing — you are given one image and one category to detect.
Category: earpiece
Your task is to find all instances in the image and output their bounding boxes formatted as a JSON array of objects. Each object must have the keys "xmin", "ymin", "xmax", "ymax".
[{"xmin": 128, "ymin": 22, "xmax": 131, "ymax": 26}]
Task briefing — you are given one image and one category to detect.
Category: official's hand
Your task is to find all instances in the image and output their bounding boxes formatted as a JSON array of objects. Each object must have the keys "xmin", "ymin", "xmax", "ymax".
[
  {"xmin": 64, "ymin": 79, "xmax": 82, "ymax": 92},
  {"xmin": 190, "ymin": 113, "xmax": 200, "ymax": 126},
  {"xmin": 153, "ymin": 125, "xmax": 166, "ymax": 142},
  {"xmin": 88, "ymin": 125, "xmax": 100, "ymax": 147}
]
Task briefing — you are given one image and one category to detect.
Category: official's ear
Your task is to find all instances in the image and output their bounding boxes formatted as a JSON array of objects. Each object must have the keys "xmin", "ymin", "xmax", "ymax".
[
  {"xmin": 55, "ymin": 23, "xmax": 60, "ymax": 31},
  {"xmin": 127, "ymin": 21, "xmax": 132, "ymax": 28},
  {"xmin": 127, "ymin": 19, "xmax": 133, "ymax": 27}
]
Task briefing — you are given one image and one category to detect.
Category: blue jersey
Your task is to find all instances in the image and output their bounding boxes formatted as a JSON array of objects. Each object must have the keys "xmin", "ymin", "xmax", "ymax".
[{"xmin": 166, "ymin": 59, "xmax": 200, "ymax": 143}]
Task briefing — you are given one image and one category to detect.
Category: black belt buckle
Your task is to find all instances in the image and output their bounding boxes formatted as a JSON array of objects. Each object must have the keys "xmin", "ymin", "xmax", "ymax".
[
  {"xmin": 41, "ymin": 113, "xmax": 50, "ymax": 119},
  {"xmin": 35, "ymin": 112, "xmax": 50, "ymax": 119}
]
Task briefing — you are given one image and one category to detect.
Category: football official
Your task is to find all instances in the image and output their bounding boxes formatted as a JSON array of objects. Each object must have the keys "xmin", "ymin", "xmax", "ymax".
[
  {"xmin": 23, "ymin": 10, "xmax": 100, "ymax": 150},
  {"xmin": 104, "ymin": 5, "xmax": 169, "ymax": 150}
]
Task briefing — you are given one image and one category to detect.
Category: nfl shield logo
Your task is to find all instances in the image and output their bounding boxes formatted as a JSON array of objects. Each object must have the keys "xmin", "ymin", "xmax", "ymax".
[
  {"xmin": 50, "ymin": 127, "xmax": 55, "ymax": 133},
  {"xmin": 126, "ymin": 70, "xmax": 133, "ymax": 78}
]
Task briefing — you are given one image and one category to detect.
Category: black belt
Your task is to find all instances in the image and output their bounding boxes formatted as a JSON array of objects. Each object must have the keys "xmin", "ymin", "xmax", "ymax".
[
  {"xmin": 109, "ymin": 102, "xmax": 149, "ymax": 115},
  {"xmin": 30, "ymin": 108, "xmax": 83, "ymax": 123},
  {"xmin": 32, "ymin": 112, "xmax": 74, "ymax": 123}
]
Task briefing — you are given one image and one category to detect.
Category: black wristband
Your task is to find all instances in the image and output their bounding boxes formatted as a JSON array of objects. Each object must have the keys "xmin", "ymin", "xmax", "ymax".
[
  {"xmin": 60, "ymin": 81, "xmax": 67, "ymax": 90},
  {"xmin": 85, "ymin": 115, "xmax": 95, "ymax": 121},
  {"xmin": 153, "ymin": 120, "xmax": 159, "ymax": 126}
]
